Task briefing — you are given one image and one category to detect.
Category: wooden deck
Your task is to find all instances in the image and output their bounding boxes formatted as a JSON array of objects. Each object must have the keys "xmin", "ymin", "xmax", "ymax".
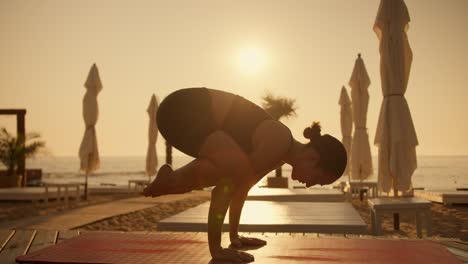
[
  {"xmin": 159, "ymin": 201, "xmax": 368, "ymax": 234},
  {"xmin": 88, "ymin": 185, "xmax": 129, "ymax": 194},
  {"xmin": 414, "ymin": 190, "xmax": 468, "ymax": 205},
  {"xmin": 1, "ymin": 229, "xmax": 466, "ymax": 263},
  {"xmin": 247, "ymin": 187, "xmax": 345, "ymax": 202}
]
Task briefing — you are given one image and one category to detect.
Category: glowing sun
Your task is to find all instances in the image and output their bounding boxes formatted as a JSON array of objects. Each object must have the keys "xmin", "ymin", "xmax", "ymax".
[{"xmin": 238, "ymin": 46, "xmax": 267, "ymax": 74}]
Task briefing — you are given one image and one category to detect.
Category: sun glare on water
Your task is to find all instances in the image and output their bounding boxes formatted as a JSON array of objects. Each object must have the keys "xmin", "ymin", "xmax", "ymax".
[{"xmin": 238, "ymin": 46, "xmax": 267, "ymax": 75}]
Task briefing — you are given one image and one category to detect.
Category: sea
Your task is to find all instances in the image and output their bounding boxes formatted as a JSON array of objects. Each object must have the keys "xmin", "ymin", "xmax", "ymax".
[{"xmin": 12, "ymin": 155, "xmax": 468, "ymax": 190}]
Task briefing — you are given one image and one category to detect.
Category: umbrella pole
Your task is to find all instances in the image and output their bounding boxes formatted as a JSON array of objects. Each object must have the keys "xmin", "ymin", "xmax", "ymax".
[
  {"xmin": 359, "ymin": 179, "xmax": 364, "ymax": 202},
  {"xmin": 84, "ymin": 171, "xmax": 89, "ymax": 201},
  {"xmin": 347, "ymin": 173, "xmax": 351, "ymax": 197},
  {"xmin": 393, "ymin": 180, "xmax": 400, "ymax": 230},
  {"xmin": 359, "ymin": 167, "xmax": 365, "ymax": 202},
  {"xmin": 348, "ymin": 170, "xmax": 350, "ymax": 186}
]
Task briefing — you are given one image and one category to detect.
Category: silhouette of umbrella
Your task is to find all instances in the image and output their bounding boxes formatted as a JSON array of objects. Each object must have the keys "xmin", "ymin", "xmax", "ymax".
[
  {"xmin": 349, "ymin": 54, "xmax": 373, "ymax": 182},
  {"xmin": 339, "ymin": 86, "xmax": 353, "ymax": 180},
  {"xmin": 374, "ymin": 0, "xmax": 418, "ymax": 194},
  {"xmin": 145, "ymin": 94, "xmax": 159, "ymax": 181},
  {"xmin": 79, "ymin": 63, "xmax": 102, "ymax": 200}
]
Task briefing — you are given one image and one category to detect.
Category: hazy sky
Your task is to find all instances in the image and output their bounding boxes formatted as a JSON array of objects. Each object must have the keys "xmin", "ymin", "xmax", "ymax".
[{"xmin": 1, "ymin": 0, "xmax": 467, "ymax": 157}]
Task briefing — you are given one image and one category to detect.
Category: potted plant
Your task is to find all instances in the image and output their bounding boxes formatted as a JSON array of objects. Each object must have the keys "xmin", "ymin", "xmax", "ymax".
[
  {"xmin": 0, "ymin": 128, "xmax": 45, "ymax": 188},
  {"xmin": 261, "ymin": 93, "xmax": 297, "ymax": 188}
]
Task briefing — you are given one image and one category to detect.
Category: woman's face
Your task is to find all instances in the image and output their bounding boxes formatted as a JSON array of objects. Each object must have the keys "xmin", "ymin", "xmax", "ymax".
[{"xmin": 291, "ymin": 147, "xmax": 335, "ymax": 187}]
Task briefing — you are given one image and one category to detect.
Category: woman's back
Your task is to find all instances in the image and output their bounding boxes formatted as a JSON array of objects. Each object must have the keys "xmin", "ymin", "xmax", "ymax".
[{"xmin": 157, "ymin": 87, "xmax": 273, "ymax": 157}]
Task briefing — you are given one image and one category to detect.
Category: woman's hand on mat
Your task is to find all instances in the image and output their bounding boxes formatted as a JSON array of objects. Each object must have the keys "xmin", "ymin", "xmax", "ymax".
[
  {"xmin": 212, "ymin": 247, "xmax": 254, "ymax": 263},
  {"xmin": 230, "ymin": 235, "xmax": 267, "ymax": 249}
]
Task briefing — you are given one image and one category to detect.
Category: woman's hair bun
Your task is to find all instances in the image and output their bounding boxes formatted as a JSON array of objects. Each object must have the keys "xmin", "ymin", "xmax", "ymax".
[{"xmin": 303, "ymin": 121, "xmax": 322, "ymax": 141}]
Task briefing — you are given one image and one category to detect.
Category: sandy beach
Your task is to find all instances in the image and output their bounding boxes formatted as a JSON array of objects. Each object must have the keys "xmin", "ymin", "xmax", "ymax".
[
  {"xmin": 1, "ymin": 191, "xmax": 466, "ymax": 241},
  {"xmin": 78, "ymin": 194, "xmax": 210, "ymax": 232}
]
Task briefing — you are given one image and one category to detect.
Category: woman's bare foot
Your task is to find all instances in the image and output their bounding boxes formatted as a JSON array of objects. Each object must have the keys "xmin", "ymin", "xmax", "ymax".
[{"xmin": 143, "ymin": 164, "xmax": 173, "ymax": 197}]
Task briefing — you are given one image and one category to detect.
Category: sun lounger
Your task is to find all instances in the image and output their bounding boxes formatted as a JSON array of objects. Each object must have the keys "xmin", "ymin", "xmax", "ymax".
[
  {"xmin": 159, "ymin": 201, "xmax": 367, "ymax": 234},
  {"xmin": 128, "ymin": 179, "xmax": 149, "ymax": 193},
  {"xmin": 247, "ymin": 187, "xmax": 345, "ymax": 202},
  {"xmin": 368, "ymin": 197, "xmax": 432, "ymax": 238},
  {"xmin": 414, "ymin": 189, "xmax": 468, "ymax": 205},
  {"xmin": 346, "ymin": 181, "xmax": 379, "ymax": 198},
  {"xmin": 0, "ymin": 185, "xmax": 81, "ymax": 208},
  {"xmin": 88, "ymin": 184, "xmax": 129, "ymax": 194}
]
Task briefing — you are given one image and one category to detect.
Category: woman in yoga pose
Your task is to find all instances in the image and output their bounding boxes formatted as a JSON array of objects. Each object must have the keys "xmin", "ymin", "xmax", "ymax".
[{"xmin": 143, "ymin": 87, "xmax": 347, "ymax": 263}]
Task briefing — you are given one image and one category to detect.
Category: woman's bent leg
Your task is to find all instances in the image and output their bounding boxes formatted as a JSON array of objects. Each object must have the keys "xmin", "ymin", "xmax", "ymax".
[
  {"xmin": 198, "ymin": 131, "xmax": 256, "ymax": 187},
  {"xmin": 143, "ymin": 130, "xmax": 255, "ymax": 197}
]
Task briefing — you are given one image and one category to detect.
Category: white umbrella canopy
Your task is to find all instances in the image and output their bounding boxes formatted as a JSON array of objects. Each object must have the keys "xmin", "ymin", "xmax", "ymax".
[
  {"xmin": 374, "ymin": 0, "xmax": 418, "ymax": 193},
  {"xmin": 79, "ymin": 63, "xmax": 102, "ymax": 199},
  {"xmin": 349, "ymin": 54, "xmax": 373, "ymax": 181},
  {"xmin": 145, "ymin": 94, "xmax": 159, "ymax": 181},
  {"xmin": 339, "ymin": 86, "xmax": 353, "ymax": 178}
]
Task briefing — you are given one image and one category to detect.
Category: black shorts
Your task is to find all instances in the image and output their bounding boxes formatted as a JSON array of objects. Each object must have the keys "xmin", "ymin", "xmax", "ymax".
[
  {"xmin": 157, "ymin": 88, "xmax": 216, "ymax": 157},
  {"xmin": 157, "ymin": 88, "xmax": 272, "ymax": 157}
]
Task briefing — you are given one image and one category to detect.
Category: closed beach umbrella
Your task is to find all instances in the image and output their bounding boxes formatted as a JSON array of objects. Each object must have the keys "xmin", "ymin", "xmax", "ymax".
[
  {"xmin": 339, "ymin": 86, "xmax": 353, "ymax": 180},
  {"xmin": 145, "ymin": 94, "xmax": 159, "ymax": 181},
  {"xmin": 374, "ymin": 0, "xmax": 418, "ymax": 193},
  {"xmin": 349, "ymin": 54, "xmax": 373, "ymax": 181},
  {"xmin": 79, "ymin": 63, "xmax": 102, "ymax": 200}
]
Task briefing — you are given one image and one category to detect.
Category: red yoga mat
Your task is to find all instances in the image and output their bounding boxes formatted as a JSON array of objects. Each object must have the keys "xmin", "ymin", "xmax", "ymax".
[{"xmin": 17, "ymin": 232, "xmax": 461, "ymax": 264}]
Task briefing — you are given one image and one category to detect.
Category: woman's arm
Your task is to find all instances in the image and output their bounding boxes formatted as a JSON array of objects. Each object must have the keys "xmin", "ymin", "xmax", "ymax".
[
  {"xmin": 228, "ymin": 120, "xmax": 292, "ymax": 247},
  {"xmin": 208, "ymin": 180, "xmax": 255, "ymax": 263},
  {"xmin": 228, "ymin": 183, "xmax": 250, "ymax": 241},
  {"xmin": 228, "ymin": 181, "xmax": 267, "ymax": 248},
  {"xmin": 208, "ymin": 180, "xmax": 232, "ymax": 255}
]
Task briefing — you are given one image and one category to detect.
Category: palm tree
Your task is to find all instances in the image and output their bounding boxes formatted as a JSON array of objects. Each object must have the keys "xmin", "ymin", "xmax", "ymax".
[
  {"xmin": 0, "ymin": 128, "xmax": 45, "ymax": 187},
  {"xmin": 261, "ymin": 92, "xmax": 297, "ymax": 178}
]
